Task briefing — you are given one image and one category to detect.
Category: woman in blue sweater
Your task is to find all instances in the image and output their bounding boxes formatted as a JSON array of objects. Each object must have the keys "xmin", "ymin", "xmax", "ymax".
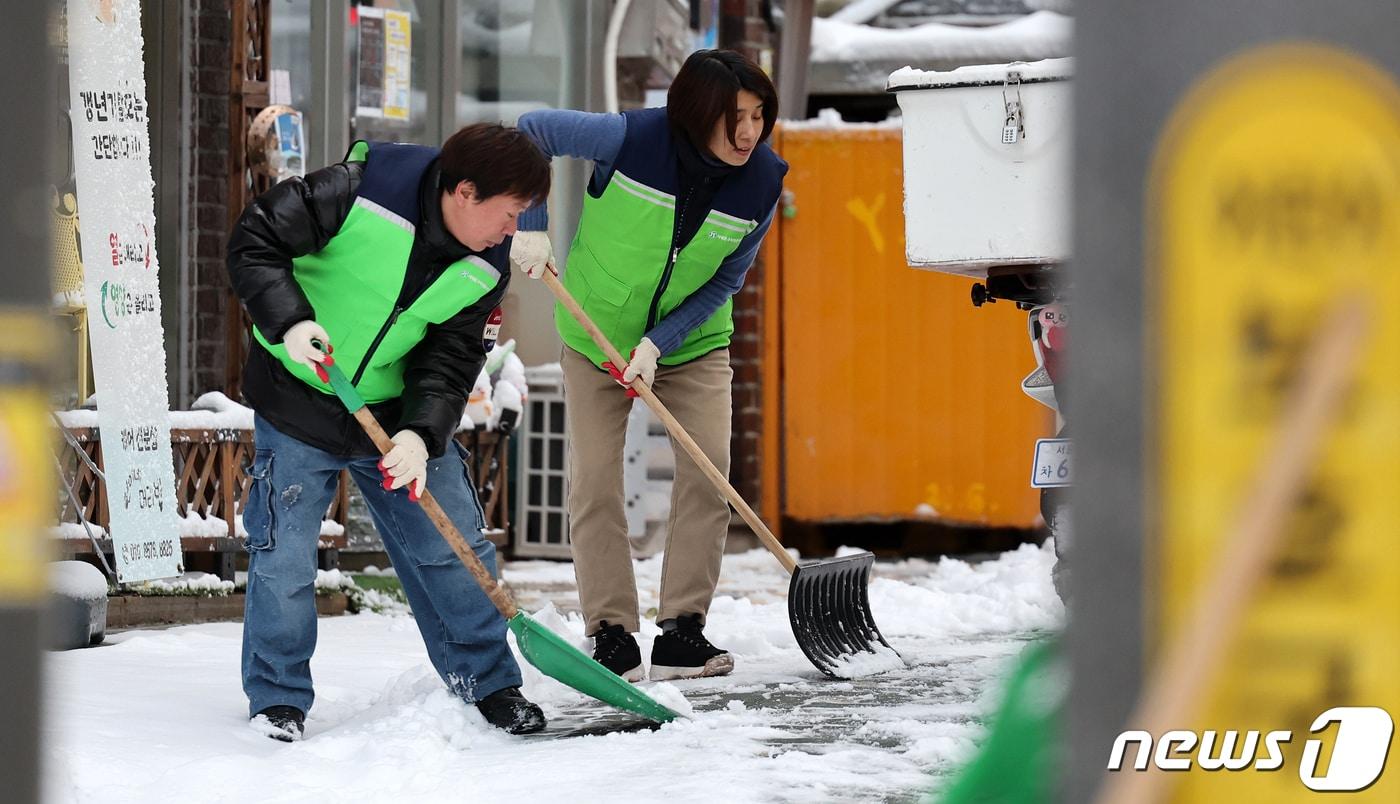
[{"xmin": 514, "ymin": 50, "xmax": 786, "ymax": 681}]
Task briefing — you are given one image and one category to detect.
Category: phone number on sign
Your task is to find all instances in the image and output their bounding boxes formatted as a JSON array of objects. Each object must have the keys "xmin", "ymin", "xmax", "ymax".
[{"xmin": 120, "ymin": 539, "xmax": 176, "ymax": 563}]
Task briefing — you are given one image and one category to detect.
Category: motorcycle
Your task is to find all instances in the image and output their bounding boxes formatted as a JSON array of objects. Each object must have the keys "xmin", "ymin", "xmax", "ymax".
[{"xmin": 973, "ymin": 267, "xmax": 1070, "ymax": 598}]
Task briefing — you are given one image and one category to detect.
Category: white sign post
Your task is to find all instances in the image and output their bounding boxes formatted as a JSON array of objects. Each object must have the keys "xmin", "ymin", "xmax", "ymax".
[{"xmin": 67, "ymin": 0, "xmax": 180, "ymax": 583}]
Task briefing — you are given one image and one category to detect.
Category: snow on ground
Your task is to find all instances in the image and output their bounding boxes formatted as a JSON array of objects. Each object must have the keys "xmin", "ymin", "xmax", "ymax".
[{"xmin": 44, "ymin": 543, "xmax": 1062, "ymax": 804}]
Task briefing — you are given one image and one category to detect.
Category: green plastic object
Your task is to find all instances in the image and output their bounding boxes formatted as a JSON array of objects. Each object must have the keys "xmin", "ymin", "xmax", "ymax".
[
  {"xmin": 311, "ymin": 338, "xmax": 366, "ymax": 411},
  {"xmin": 508, "ymin": 614, "xmax": 679, "ymax": 723},
  {"xmin": 933, "ymin": 639, "xmax": 1063, "ymax": 804},
  {"xmin": 325, "ymin": 359, "xmax": 365, "ymax": 411},
  {"xmin": 319, "ymin": 352, "xmax": 681, "ymax": 724}
]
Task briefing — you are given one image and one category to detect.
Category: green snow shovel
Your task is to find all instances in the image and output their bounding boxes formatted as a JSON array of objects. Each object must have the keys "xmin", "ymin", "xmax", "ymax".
[
  {"xmin": 316, "ymin": 348, "xmax": 679, "ymax": 724},
  {"xmin": 542, "ymin": 269, "xmax": 900, "ymax": 679}
]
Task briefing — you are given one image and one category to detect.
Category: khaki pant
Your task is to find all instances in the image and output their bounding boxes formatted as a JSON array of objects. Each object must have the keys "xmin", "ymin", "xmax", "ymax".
[{"xmin": 562, "ymin": 346, "xmax": 732, "ymax": 634}]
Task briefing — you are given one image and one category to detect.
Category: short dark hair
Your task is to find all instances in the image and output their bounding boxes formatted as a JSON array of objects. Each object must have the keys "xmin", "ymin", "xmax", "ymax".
[
  {"xmin": 438, "ymin": 123, "xmax": 551, "ymax": 205},
  {"xmin": 667, "ymin": 50, "xmax": 779, "ymax": 153}
]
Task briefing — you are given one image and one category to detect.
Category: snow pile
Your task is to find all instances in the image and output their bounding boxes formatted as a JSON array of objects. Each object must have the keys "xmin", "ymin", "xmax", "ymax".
[
  {"xmin": 781, "ymin": 107, "xmax": 904, "ymax": 130},
  {"xmin": 49, "ymin": 522, "xmax": 107, "ymax": 541},
  {"xmin": 44, "ymin": 544, "xmax": 1062, "ymax": 803},
  {"xmin": 172, "ymin": 391, "xmax": 256, "ymax": 431},
  {"xmin": 887, "ymin": 56, "xmax": 1074, "ymax": 90},
  {"xmin": 488, "ymin": 379, "xmax": 523, "ymax": 431},
  {"xmin": 52, "ymin": 408, "xmax": 99, "ymax": 429},
  {"xmin": 498, "ymin": 349, "xmax": 527, "ymax": 393},
  {"xmin": 130, "ymin": 571, "xmax": 235, "ymax": 597},
  {"xmin": 825, "ymin": 642, "xmax": 907, "ymax": 678},
  {"xmin": 314, "ymin": 568, "xmax": 357, "ymax": 592},
  {"xmin": 56, "ymin": 392, "xmax": 256, "ymax": 433},
  {"xmin": 643, "ymin": 681, "xmax": 696, "ymax": 718},
  {"xmin": 869, "ymin": 543, "xmax": 1062, "ymax": 638},
  {"xmin": 56, "ymin": 346, "xmax": 529, "ymax": 440},
  {"xmin": 813, "ymin": 10, "xmax": 1072, "ymax": 65},
  {"xmin": 458, "ymin": 341, "xmax": 530, "ymax": 432},
  {"xmin": 808, "ymin": 10, "xmax": 1073, "ymax": 93},
  {"xmin": 178, "ymin": 511, "xmax": 231, "ymax": 538},
  {"xmin": 349, "ymin": 586, "xmax": 413, "ymax": 616},
  {"xmin": 48, "ymin": 561, "xmax": 109, "ymax": 600}
]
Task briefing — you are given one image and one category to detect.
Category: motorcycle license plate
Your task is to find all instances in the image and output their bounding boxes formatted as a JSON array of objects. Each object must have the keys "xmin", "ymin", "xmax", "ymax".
[{"xmin": 1031, "ymin": 438, "xmax": 1072, "ymax": 488}]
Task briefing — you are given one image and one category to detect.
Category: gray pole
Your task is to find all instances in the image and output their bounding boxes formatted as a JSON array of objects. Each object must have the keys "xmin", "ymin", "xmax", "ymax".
[
  {"xmin": 0, "ymin": 4, "xmax": 56, "ymax": 803},
  {"xmin": 1069, "ymin": 2, "xmax": 1400, "ymax": 801},
  {"xmin": 776, "ymin": 0, "xmax": 813, "ymax": 120}
]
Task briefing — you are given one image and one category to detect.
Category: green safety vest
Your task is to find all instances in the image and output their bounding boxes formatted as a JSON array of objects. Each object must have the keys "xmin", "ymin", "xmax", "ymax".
[
  {"xmin": 253, "ymin": 140, "xmax": 503, "ymax": 403},
  {"xmin": 556, "ymin": 107, "xmax": 784, "ymax": 368}
]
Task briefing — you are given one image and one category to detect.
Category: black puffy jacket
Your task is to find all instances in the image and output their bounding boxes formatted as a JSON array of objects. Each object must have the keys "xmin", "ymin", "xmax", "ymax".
[{"xmin": 226, "ymin": 159, "xmax": 508, "ymax": 458}]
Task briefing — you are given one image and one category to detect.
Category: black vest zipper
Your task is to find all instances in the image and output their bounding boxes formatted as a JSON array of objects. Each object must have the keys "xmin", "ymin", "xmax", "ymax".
[
  {"xmin": 352, "ymin": 304, "xmax": 404, "ymax": 385},
  {"xmin": 646, "ymin": 184, "xmax": 694, "ymax": 331},
  {"xmin": 646, "ymin": 247, "xmax": 681, "ymax": 332}
]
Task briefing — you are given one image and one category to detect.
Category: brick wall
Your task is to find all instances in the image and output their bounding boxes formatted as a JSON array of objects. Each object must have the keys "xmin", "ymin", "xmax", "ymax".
[
  {"xmin": 188, "ymin": 0, "xmax": 233, "ymax": 400},
  {"xmin": 719, "ymin": 0, "xmax": 776, "ymax": 506}
]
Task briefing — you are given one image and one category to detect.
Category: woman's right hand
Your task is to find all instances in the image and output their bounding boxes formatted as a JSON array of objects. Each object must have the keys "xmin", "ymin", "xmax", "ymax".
[{"xmin": 510, "ymin": 231, "xmax": 556, "ymax": 279}]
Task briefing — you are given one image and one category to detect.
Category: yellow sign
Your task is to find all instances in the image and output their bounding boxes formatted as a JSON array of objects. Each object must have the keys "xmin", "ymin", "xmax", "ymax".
[
  {"xmin": 1153, "ymin": 45, "xmax": 1400, "ymax": 800},
  {"xmin": 0, "ymin": 311, "xmax": 57, "ymax": 602}
]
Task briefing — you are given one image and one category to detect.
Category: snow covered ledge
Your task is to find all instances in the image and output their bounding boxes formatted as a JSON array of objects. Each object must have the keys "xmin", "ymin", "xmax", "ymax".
[
  {"xmin": 50, "ymin": 354, "xmax": 527, "ymax": 567},
  {"xmin": 51, "ymin": 393, "xmax": 349, "ymax": 568}
]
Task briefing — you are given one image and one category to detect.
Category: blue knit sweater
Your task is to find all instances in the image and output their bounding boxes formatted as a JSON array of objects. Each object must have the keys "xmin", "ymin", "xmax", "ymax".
[{"xmin": 518, "ymin": 109, "xmax": 777, "ymax": 357}]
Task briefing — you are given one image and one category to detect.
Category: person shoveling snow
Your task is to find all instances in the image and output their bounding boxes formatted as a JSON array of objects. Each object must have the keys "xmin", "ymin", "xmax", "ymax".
[{"xmin": 227, "ymin": 122, "xmax": 552, "ymax": 740}]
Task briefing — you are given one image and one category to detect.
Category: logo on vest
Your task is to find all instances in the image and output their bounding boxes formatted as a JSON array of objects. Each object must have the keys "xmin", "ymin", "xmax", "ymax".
[
  {"xmin": 707, "ymin": 230, "xmax": 741, "ymax": 244},
  {"xmin": 483, "ymin": 306, "xmax": 503, "ymax": 352},
  {"xmin": 459, "ymin": 270, "xmax": 490, "ymax": 290}
]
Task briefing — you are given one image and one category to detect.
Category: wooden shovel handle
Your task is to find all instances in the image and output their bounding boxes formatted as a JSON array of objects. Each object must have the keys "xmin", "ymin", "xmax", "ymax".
[
  {"xmin": 1095, "ymin": 296, "xmax": 1371, "ymax": 804},
  {"xmin": 542, "ymin": 269, "xmax": 798, "ymax": 574},
  {"xmin": 352, "ymin": 407, "xmax": 519, "ymax": 620}
]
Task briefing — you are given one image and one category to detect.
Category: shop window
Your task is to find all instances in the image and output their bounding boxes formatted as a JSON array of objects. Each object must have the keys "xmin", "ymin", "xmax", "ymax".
[
  {"xmin": 349, "ymin": 0, "xmax": 429, "ymax": 144},
  {"xmin": 458, "ymin": 0, "xmax": 575, "ymax": 126}
]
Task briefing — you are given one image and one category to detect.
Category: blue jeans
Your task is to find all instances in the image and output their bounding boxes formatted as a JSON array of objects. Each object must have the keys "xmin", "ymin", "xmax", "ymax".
[{"xmin": 241, "ymin": 415, "xmax": 521, "ymax": 717}]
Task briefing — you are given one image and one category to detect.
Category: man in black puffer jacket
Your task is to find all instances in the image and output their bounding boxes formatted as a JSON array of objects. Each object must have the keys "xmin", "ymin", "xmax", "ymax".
[{"xmin": 227, "ymin": 124, "xmax": 549, "ymax": 741}]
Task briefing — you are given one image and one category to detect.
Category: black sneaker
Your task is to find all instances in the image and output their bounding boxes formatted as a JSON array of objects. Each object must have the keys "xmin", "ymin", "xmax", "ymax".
[
  {"xmin": 250, "ymin": 705, "xmax": 305, "ymax": 742},
  {"xmin": 649, "ymin": 614, "xmax": 733, "ymax": 680},
  {"xmin": 591, "ymin": 621, "xmax": 644, "ymax": 682},
  {"xmin": 475, "ymin": 687, "xmax": 546, "ymax": 735}
]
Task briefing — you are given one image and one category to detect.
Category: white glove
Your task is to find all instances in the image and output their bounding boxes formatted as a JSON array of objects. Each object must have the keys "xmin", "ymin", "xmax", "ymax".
[
  {"xmin": 622, "ymin": 337, "xmax": 660, "ymax": 387},
  {"xmin": 380, "ymin": 429, "xmax": 428, "ymax": 500},
  {"xmin": 283, "ymin": 320, "xmax": 332, "ymax": 371},
  {"xmin": 510, "ymin": 231, "xmax": 556, "ymax": 279}
]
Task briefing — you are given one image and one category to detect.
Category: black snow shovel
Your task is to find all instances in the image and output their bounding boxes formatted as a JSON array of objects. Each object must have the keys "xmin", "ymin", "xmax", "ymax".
[
  {"xmin": 316, "ymin": 349, "xmax": 680, "ymax": 724},
  {"xmin": 542, "ymin": 270, "xmax": 900, "ymax": 678}
]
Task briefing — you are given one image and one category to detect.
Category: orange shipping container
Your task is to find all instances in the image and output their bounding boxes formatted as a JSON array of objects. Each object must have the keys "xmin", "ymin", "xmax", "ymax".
[{"xmin": 764, "ymin": 125, "xmax": 1055, "ymax": 528}]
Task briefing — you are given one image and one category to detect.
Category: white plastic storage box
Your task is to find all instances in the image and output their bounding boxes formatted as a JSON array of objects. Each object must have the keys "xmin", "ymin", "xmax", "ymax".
[{"xmin": 888, "ymin": 58, "xmax": 1073, "ymax": 277}]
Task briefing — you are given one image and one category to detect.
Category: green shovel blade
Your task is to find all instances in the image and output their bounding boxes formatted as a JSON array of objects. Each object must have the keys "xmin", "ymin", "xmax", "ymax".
[
  {"xmin": 319, "ymin": 354, "xmax": 679, "ymax": 723},
  {"xmin": 508, "ymin": 612, "xmax": 680, "ymax": 723}
]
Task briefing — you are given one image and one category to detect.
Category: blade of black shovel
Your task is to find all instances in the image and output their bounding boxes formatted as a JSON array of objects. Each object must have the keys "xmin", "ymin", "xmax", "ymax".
[{"xmin": 788, "ymin": 551, "xmax": 901, "ymax": 678}]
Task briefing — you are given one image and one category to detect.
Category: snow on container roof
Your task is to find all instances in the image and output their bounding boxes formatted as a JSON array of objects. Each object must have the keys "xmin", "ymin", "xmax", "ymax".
[
  {"xmin": 887, "ymin": 56, "xmax": 1074, "ymax": 92},
  {"xmin": 810, "ymin": 10, "xmax": 1072, "ymax": 94}
]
